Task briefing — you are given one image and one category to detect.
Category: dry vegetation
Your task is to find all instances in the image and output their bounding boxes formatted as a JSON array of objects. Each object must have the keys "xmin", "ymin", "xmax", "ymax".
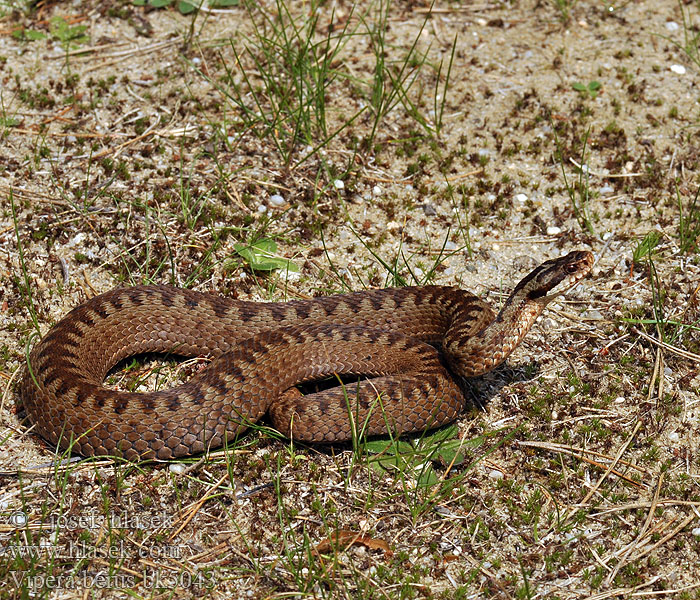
[{"xmin": 2, "ymin": 0, "xmax": 700, "ymax": 598}]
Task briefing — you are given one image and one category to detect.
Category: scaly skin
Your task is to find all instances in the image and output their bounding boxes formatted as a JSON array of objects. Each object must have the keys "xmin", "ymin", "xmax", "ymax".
[{"xmin": 20, "ymin": 251, "xmax": 593, "ymax": 460}]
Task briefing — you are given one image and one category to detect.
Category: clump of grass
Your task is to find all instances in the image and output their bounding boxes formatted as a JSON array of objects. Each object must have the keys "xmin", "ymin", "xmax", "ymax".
[
  {"xmin": 677, "ymin": 183, "xmax": 700, "ymax": 254},
  {"xmin": 554, "ymin": 125, "xmax": 595, "ymax": 235}
]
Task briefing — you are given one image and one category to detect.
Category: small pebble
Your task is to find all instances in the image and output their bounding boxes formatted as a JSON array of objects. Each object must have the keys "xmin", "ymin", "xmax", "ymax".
[
  {"xmin": 602, "ymin": 231, "xmax": 613, "ymax": 241},
  {"xmin": 600, "ymin": 185, "xmax": 614, "ymax": 195},
  {"xmin": 547, "ymin": 226, "xmax": 562, "ymax": 235},
  {"xmin": 670, "ymin": 64, "xmax": 686, "ymax": 75},
  {"xmin": 372, "ymin": 185, "xmax": 382, "ymax": 196},
  {"xmin": 489, "ymin": 470, "xmax": 504, "ymax": 480},
  {"xmin": 69, "ymin": 232, "xmax": 86, "ymax": 246},
  {"xmin": 665, "ymin": 21, "xmax": 679, "ymax": 32},
  {"xmin": 333, "ymin": 179, "xmax": 345, "ymax": 190},
  {"xmin": 422, "ymin": 204, "xmax": 437, "ymax": 216},
  {"xmin": 584, "ymin": 309, "xmax": 603, "ymax": 320},
  {"xmin": 615, "ymin": 396, "xmax": 625, "ymax": 403},
  {"xmin": 444, "ymin": 241, "xmax": 457, "ymax": 251},
  {"xmin": 668, "ymin": 432, "xmax": 679, "ymax": 442},
  {"xmin": 693, "ymin": 528, "xmax": 700, "ymax": 538},
  {"xmin": 269, "ymin": 194, "xmax": 285, "ymax": 207},
  {"xmin": 169, "ymin": 463, "xmax": 187, "ymax": 474},
  {"xmin": 515, "ymin": 193, "xmax": 528, "ymax": 202},
  {"xmin": 257, "ymin": 204, "xmax": 267, "ymax": 214}
]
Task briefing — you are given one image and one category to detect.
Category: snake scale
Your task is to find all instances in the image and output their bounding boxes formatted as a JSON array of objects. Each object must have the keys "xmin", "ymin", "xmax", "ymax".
[{"xmin": 20, "ymin": 250, "xmax": 593, "ymax": 461}]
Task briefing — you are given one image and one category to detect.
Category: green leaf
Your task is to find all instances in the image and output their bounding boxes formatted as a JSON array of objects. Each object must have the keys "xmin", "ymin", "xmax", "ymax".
[
  {"xmin": 572, "ymin": 82, "xmax": 587, "ymax": 92},
  {"xmin": 234, "ymin": 239, "xmax": 299, "ymax": 273},
  {"xmin": 633, "ymin": 231, "xmax": 662, "ymax": 263},
  {"xmin": 417, "ymin": 467, "xmax": 438, "ymax": 487},
  {"xmin": 150, "ymin": 0, "xmax": 173, "ymax": 7},
  {"xmin": 0, "ymin": 117, "xmax": 21, "ymax": 127},
  {"xmin": 363, "ymin": 439, "xmax": 413, "ymax": 455},
  {"xmin": 26, "ymin": 30, "xmax": 47, "ymax": 41},
  {"xmin": 178, "ymin": 1, "xmax": 198, "ymax": 13}
]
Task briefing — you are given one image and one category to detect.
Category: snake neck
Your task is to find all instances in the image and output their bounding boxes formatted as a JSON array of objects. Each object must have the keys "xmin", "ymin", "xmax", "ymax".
[{"xmin": 443, "ymin": 294, "xmax": 546, "ymax": 378}]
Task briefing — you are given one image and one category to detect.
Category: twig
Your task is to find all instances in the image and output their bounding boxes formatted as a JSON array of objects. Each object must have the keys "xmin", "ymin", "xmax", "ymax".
[
  {"xmin": 569, "ymin": 157, "xmax": 643, "ymax": 178},
  {"xmin": 605, "ymin": 473, "xmax": 664, "ymax": 585},
  {"xmin": 633, "ymin": 327, "xmax": 700, "ymax": 363}
]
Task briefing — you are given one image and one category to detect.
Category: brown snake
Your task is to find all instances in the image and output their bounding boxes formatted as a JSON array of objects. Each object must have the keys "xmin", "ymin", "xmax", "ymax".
[{"xmin": 20, "ymin": 251, "xmax": 593, "ymax": 461}]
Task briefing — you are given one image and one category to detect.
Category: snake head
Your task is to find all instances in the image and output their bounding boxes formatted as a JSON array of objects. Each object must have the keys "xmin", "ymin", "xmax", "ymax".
[{"xmin": 515, "ymin": 250, "xmax": 594, "ymax": 304}]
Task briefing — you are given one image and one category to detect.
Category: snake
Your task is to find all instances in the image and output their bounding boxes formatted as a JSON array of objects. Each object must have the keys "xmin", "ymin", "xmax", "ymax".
[{"xmin": 19, "ymin": 250, "xmax": 593, "ymax": 461}]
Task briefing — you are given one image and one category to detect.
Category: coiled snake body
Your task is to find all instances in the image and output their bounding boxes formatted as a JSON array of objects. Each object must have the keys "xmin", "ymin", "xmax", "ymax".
[{"xmin": 20, "ymin": 251, "xmax": 593, "ymax": 460}]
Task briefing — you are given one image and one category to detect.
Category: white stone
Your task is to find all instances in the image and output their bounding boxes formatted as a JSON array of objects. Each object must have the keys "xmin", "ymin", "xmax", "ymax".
[
  {"xmin": 333, "ymin": 179, "xmax": 345, "ymax": 190},
  {"xmin": 372, "ymin": 185, "xmax": 382, "ymax": 196},
  {"xmin": 515, "ymin": 193, "xmax": 528, "ymax": 202},
  {"xmin": 169, "ymin": 463, "xmax": 187, "ymax": 474},
  {"xmin": 489, "ymin": 470, "xmax": 504, "ymax": 480},
  {"xmin": 665, "ymin": 21, "xmax": 679, "ymax": 32},
  {"xmin": 547, "ymin": 226, "xmax": 562, "ymax": 235},
  {"xmin": 257, "ymin": 204, "xmax": 267, "ymax": 213},
  {"xmin": 614, "ymin": 396, "xmax": 625, "ymax": 403},
  {"xmin": 68, "ymin": 232, "xmax": 86, "ymax": 247},
  {"xmin": 670, "ymin": 64, "xmax": 686, "ymax": 75},
  {"xmin": 269, "ymin": 194, "xmax": 285, "ymax": 206},
  {"xmin": 668, "ymin": 432, "xmax": 679, "ymax": 442}
]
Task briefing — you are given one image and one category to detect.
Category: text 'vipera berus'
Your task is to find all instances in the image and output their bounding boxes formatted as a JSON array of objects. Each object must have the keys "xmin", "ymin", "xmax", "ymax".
[{"xmin": 20, "ymin": 250, "xmax": 593, "ymax": 460}]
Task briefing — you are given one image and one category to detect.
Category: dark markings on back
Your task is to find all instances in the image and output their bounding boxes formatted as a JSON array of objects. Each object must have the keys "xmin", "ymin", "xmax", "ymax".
[
  {"xmin": 91, "ymin": 301, "xmax": 109, "ymax": 320},
  {"xmin": 232, "ymin": 302, "xmax": 260, "ymax": 322},
  {"xmin": 267, "ymin": 303, "xmax": 289, "ymax": 322},
  {"xmin": 113, "ymin": 394, "xmax": 130, "ymax": 414},
  {"xmin": 110, "ymin": 296, "xmax": 124, "ymax": 311},
  {"xmin": 369, "ymin": 292, "xmax": 387, "ymax": 312},
  {"xmin": 159, "ymin": 289, "xmax": 176, "ymax": 308},
  {"xmin": 53, "ymin": 379, "xmax": 73, "ymax": 399},
  {"xmin": 290, "ymin": 327, "xmax": 311, "ymax": 345},
  {"xmin": 210, "ymin": 297, "xmax": 231, "ymax": 320},
  {"xmin": 93, "ymin": 389, "xmax": 106, "ymax": 408},
  {"xmin": 291, "ymin": 302, "xmax": 311, "ymax": 321}
]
